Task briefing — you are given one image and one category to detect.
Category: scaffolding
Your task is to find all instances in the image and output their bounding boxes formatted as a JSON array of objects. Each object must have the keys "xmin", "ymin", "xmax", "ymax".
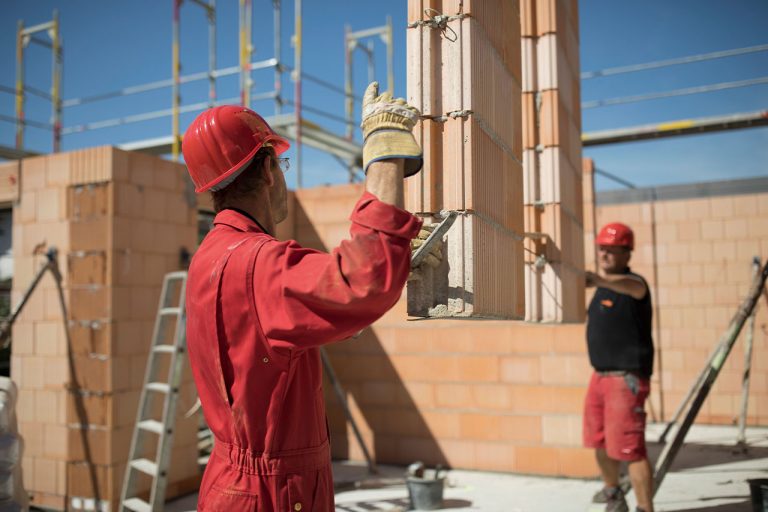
[
  {"xmin": 1, "ymin": 1, "xmax": 372, "ymax": 187},
  {"xmin": 13, "ymin": 10, "xmax": 62, "ymax": 153}
]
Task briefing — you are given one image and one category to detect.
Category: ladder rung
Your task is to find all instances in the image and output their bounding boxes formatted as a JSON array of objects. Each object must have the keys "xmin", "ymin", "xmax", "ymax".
[
  {"xmin": 130, "ymin": 458, "xmax": 158, "ymax": 477},
  {"xmin": 122, "ymin": 498, "xmax": 152, "ymax": 512},
  {"xmin": 146, "ymin": 383, "xmax": 170, "ymax": 394},
  {"xmin": 159, "ymin": 307, "xmax": 181, "ymax": 316},
  {"xmin": 153, "ymin": 345, "xmax": 176, "ymax": 354},
  {"xmin": 138, "ymin": 419, "xmax": 164, "ymax": 435}
]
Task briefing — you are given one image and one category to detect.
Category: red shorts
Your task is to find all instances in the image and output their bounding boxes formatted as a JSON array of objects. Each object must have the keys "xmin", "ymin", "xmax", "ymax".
[{"xmin": 583, "ymin": 371, "xmax": 649, "ymax": 461}]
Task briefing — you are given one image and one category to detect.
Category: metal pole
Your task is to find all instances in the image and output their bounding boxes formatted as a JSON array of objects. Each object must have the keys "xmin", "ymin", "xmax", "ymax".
[
  {"xmin": 238, "ymin": 0, "xmax": 252, "ymax": 107},
  {"xmin": 736, "ymin": 256, "xmax": 761, "ymax": 448},
  {"xmin": 366, "ymin": 41, "xmax": 375, "ymax": 84},
  {"xmin": 208, "ymin": 0, "xmax": 216, "ymax": 107},
  {"xmin": 239, "ymin": 0, "xmax": 247, "ymax": 106},
  {"xmin": 320, "ymin": 348, "xmax": 377, "ymax": 474},
  {"xmin": 51, "ymin": 9, "xmax": 62, "ymax": 153},
  {"xmin": 245, "ymin": 0, "xmax": 252, "ymax": 106},
  {"xmin": 649, "ymin": 189, "xmax": 662, "ymax": 422},
  {"xmin": 15, "ymin": 20, "xmax": 24, "ymax": 150},
  {"xmin": 172, "ymin": 0, "xmax": 181, "ymax": 161},
  {"xmin": 0, "ymin": 257, "xmax": 54, "ymax": 349},
  {"xmin": 344, "ymin": 25, "xmax": 353, "ymax": 141},
  {"xmin": 657, "ymin": 348, "xmax": 715, "ymax": 443},
  {"xmin": 294, "ymin": 0, "xmax": 302, "ymax": 188},
  {"xmin": 386, "ymin": 15, "xmax": 393, "ymax": 94},
  {"xmin": 653, "ymin": 259, "xmax": 768, "ymax": 496},
  {"xmin": 273, "ymin": 0, "xmax": 282, "ymax": 114}
]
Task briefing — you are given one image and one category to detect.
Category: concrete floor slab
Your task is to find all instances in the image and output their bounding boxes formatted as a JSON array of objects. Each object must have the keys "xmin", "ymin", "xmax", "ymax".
[{"xmin": 165, "ymin": 424, "xmax": 768, "ymax": 511}]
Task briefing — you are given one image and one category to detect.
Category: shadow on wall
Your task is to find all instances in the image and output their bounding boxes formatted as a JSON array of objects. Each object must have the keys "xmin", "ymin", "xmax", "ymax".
[{"xmin": 292, "ymin": 198, "xmax": 450, "ymax": 468}]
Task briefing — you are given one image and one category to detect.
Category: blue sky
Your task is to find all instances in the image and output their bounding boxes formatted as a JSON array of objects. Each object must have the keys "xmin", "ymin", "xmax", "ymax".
[{"xmin": 1, "ymin": 0, "xmax": 766, "ymax": 191}]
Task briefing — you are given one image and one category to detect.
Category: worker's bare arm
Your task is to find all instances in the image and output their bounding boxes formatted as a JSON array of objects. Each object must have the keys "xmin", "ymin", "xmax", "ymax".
[
  {"xmin": 586, "ymin": 271, "xmax": 647, "ymax": 300},
  {"xmin": 365, "ymin": 159, "xmax": 405, "ymax": 208}
]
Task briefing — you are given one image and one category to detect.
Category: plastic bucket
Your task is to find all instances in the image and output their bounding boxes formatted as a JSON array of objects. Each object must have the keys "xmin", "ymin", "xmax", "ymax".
[
  {"xmin": 406, "ymin": 476, "xmax": 445, "ymax": 510},
  {"xmin": 749, "ymin": 479, "xmax": 768, "ymax": 512}
]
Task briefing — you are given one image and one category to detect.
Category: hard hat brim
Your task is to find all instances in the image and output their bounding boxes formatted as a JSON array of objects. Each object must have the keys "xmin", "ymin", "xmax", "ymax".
[{"xmin": 195, "ymin": 133, "xmax": 291, "ymax": 193}]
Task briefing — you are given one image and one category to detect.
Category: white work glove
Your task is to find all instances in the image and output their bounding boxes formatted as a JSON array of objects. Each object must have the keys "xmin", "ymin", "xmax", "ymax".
[
  {"xmin": 361, "ymin": 81, "xmax": 423, "ymax": 176},
  {"xmin": 408, "ymin": 224, "xmax": 443, "ymax": 280}
]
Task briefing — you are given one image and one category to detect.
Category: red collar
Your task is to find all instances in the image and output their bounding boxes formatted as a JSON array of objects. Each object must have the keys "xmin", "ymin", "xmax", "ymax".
[{"xmin": 213, "ymin": 208, "xmax": 271, "ymax": 235}]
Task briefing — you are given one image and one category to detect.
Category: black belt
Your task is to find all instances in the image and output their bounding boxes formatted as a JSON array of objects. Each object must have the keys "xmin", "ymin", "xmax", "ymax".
[{"xmin": 597, "ymin": 370, "xmax": 642, "ymax": 377}]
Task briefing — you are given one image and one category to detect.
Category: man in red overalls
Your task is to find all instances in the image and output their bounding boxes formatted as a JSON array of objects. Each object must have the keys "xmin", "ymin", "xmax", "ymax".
[{"xmin": 182, "ymin": 82, "xmax": 427, "ymax": 511}]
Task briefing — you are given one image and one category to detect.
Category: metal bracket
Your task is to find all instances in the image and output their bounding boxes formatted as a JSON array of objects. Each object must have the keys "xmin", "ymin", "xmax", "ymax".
[
  {"xmin": 406, "ymin": 8, "xmax": 468, "ymax": 42},
  {"xmin": 420, "ymin": 109, "xmax": 473, "ymax": 123}
]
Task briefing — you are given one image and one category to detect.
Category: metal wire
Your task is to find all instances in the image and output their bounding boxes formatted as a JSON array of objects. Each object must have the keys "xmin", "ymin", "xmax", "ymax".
[
  {"xmin": 0, "ymin": 113, "xmax": 53, "ymax": 131},
  {"xmin": 582, "ymin": 76, "xmax": 768, "ymax": 109},
  {"xmin": 307, "ymin": 73, "xmax": 361, "ymax": 101},
  {"xmin": 582, "ymin": 44, "xmax": 768, "ymax": 79},
  {"xmin": 0, "ymin": 84, "xmax": 53, "ymax": 101},
  {"xmin": 406, "ymin": 8, "xmax": 465, "ymax": 42},
  {"xmin": 283, "ymin": 98, "xmax": 354, "ymax": 125},
  {"xmin": 62, "ymin": 91, "xmax": 277, "ymax": 134},
  {"xmin": 594, "ymin": 168, "xmax": 638, "ymax": 189},
  {"xmin": 62, "ymin": 59, "xmax": 277, "ymax": 107}
]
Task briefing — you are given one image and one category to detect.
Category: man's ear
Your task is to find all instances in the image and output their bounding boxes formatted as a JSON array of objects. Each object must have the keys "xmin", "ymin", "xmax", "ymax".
[{"xmin": 263, "ymin": 156, "xmax": 276, "ymax": 187}]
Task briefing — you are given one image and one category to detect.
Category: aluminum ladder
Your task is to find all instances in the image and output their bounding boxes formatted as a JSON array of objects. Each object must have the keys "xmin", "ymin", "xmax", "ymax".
[{"xmin": 120, "ymin": 271, "xmax": 188, "ymax": 512}]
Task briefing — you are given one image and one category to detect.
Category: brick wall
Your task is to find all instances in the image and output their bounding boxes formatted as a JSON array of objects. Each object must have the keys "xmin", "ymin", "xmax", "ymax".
[
  {"xmin": 292, "ymin": 184, "xmax": 596, "ymax": 477},
  {"xmin": 591, "ymin": 178, "xmax": 768, "ymax": 426},
  {"xmin": 12, "ymin": 147, "xmax": 200, "ymax": 511},
  {"xmin": 289, "ymin": 175, "xmax": 768, "ymax": 478}
]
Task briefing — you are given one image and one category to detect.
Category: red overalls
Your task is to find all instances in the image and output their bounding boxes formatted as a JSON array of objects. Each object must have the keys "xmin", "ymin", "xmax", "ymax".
[{"xmin": 186, "ymin": 192, "xmax": 420, "ymax": 511}]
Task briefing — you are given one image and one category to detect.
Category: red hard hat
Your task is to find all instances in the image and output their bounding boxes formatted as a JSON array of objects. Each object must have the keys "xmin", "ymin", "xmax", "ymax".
[
  {"xmin": 182, "ymin": 105, "xmax": 290, "ymax": 193},
  {"xmin": 596, "ymin": 222, "xmax": 634, "ymax": 250}
]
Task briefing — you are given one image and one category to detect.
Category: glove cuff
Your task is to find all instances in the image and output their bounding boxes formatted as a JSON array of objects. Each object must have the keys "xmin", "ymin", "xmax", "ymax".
[{"xmin": 363, "ymin": 130, "xmax": 423, "ymax": 177}]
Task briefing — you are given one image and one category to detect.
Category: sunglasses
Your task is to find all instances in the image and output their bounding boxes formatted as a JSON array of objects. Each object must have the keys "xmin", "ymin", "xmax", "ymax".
[{"xmin": 276, "ymin": 157, "xmax": 290, "ymax": 174}]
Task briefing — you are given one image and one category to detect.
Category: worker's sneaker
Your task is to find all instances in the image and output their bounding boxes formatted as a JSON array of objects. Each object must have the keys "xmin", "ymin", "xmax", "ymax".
[
  {"xmin": 603, "ymin": 487, "xmax": 629, "ymax": 512},
  {"xmin": 592, "ymin": 478, "xmax": 631, "ymax": 503}
]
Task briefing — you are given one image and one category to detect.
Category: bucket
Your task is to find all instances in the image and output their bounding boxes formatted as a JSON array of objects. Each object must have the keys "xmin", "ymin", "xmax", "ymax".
[
  {"xmin": 406, "ymin": 475, "xmax": 445, "ymax": 511},
  {"xmin": 749, "ymin": 479, "xmax": 768, "ymax": 512}
]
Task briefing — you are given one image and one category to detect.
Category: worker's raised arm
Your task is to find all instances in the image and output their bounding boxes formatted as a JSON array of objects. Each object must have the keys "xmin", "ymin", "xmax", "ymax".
[
  {"xmin": 253, "ymin": 194, "xmax": 421, "ymax": 349},
  {"xmin": 254, "ymin": 81, "xmax": 424, "ymax": 350}
]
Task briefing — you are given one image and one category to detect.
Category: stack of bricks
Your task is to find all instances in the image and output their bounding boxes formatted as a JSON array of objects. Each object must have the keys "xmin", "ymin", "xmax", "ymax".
[
  {"xmin": 521, "ymin": 0, "xmax": 585, "ymax": 322},
  {"xmin": 405, "ymin": 0, "xmax": 525, "ymax": 319},
  {"xmin": 11, "ymin": 147, "xmax": 200, "ymax": 511}
]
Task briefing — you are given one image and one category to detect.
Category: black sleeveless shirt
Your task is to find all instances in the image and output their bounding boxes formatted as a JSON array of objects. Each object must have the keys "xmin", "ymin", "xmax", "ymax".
[{"xmin": 586, "ymin": 269, "xmax": 654, "ymax": 377}]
